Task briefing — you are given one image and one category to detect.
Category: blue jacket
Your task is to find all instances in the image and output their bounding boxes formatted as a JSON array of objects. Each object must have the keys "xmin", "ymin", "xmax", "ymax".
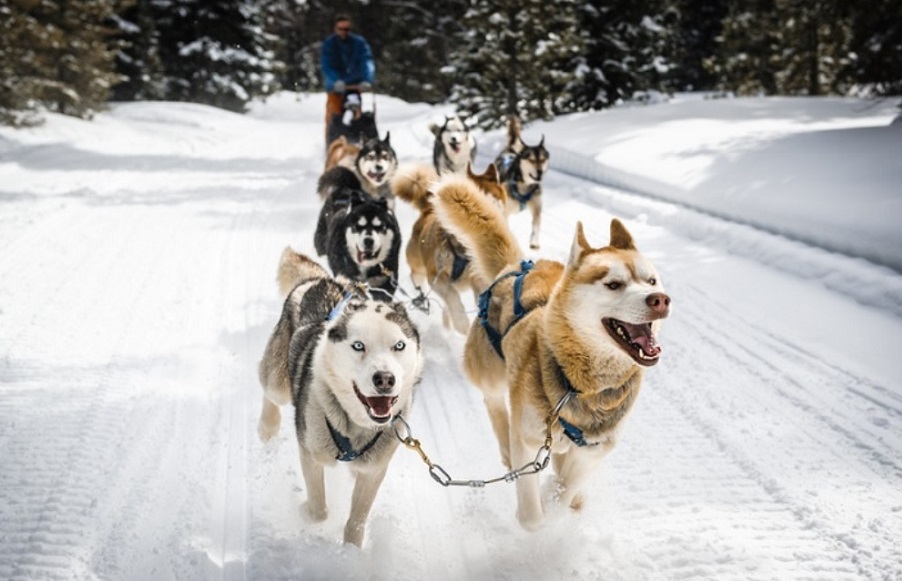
[{"xmin": 321, "ymin": 33, "xmax": 375, "ymax": 92}]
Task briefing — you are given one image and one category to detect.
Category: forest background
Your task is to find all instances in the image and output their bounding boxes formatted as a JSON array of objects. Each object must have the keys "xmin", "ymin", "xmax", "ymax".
[{"xmin": 1, "ymin": 0, "xmax": 900, "ymax": 128}]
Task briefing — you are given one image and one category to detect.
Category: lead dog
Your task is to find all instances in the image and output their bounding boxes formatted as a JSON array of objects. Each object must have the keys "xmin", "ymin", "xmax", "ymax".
[
  {"xmin": 257, "ymin": 248, "xmax": 423, "ymax": 546},
  {"xmin": 432, "ymin": 181, "xmax": 671, "ymax": 530},
  {"xmin": 494, "ymin": 116, "xmax": 549, "ymax": 250},
  {"xmin": 391, "ymin": 163, "xmax": 508, "ymax": 333}
]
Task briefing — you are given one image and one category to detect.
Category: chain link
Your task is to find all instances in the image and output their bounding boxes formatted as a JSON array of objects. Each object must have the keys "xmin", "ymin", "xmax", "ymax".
[{"xmin": 391, "ymin": 391, "xmax": 575, "ymax": 488}]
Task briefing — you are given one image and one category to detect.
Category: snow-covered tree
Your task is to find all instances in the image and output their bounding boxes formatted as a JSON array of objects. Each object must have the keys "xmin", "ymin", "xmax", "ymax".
[
  {"xmin": 0, "ymin": 0, "xmax": 121, "ymax": 123},
  {"xmin": 707, "ymin": 0, "xmax": 856, "ymax": 96},
  {"xmin": 844, "ymin": 0, "xmax": 902, "ymax": 97},
  {"xmin": 567, "ymin": 0, "xmax": 677, "ymax": 109},
  {"xmin": 155, "ymin": 0, "xmax": 282, "ymax": 112},
  {"xmin": 110, "ymin": 0, "xmax": 167, "ymax": 101},
  {"xmin": 447, "ymin": 0, "xmax": 585, "ymax": 128}
]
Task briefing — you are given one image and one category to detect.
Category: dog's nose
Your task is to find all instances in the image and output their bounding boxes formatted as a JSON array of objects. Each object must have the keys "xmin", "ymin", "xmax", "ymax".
[
  {"xmin": 363, "ymin": 237, "xmax": 375, "ymax": 249},
  {"xmin": 646, "ymin": 292, "xmax": 671, "ymax": 317},
  {"xmin": 372, "ymin": 371, "xmax": 395, "ymax": 393}
]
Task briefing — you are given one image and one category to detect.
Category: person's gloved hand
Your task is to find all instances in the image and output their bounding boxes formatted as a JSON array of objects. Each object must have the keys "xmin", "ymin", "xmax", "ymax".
[
  {"xmin": 333, "ymin": 80, "xmax": 346, "ymax": 93},
  {"xmin": 358, "ymin": 81, "xmax": 371, "ymax": 92}
]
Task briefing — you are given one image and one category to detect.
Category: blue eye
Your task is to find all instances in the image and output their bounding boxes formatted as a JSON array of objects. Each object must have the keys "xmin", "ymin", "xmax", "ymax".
[
  {"xmin": 351, "ymin": 341, "xmax": 365, "ymax": 352},
  {"xmin": 393, "ymin": 341, "xmax": 406, "ymax": 351}
]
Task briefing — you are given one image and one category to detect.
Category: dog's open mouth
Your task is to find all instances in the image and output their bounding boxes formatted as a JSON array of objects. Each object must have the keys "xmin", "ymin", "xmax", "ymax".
[
  {"xmin": 603, "ymin": 318, "xmax": 662, "ymax": 366},
  {"xmin": 449, "ymin": 141, "xmax": 461, "ymax": 153},
  {"xmin": 366, "ymin": 170, "xmax": 386, "ymax": 183},
  {"xmin": 356, "ymin": 248, "xmax": 379, "ymax": 263},
  {"xmin": 354, "ymin": 383, "xmax": 397, "ymax": 423}
]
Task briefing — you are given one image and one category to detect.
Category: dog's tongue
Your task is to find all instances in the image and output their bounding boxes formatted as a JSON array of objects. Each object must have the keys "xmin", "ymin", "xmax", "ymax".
[
  {"xmin": 363, "ymin": 395, "xmax": 394, "ymax": 418},
  {"xmin": 622, "ymin": 322, "xmax": 662, "ymax": 356}
]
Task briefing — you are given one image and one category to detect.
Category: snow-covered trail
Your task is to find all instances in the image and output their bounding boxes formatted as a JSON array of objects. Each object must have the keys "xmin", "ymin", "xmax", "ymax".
[{"xmin": 0, "ymin": 95, "xmax": 900, "ymax": 581}]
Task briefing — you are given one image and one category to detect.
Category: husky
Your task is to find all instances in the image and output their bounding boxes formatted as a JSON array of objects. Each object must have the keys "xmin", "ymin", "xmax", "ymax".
[
  {"xmin": 493, "ymin": 116, "xmax": 549, "ymax": 250},
  {"xmin": 314, "ymin": 185, "xmax": 401, "ymax": 301},
  {"xmin": 318, "ymin": 133, "xmax": 398, "ymax": 207},
  {"xmin": 429, "ymin": 115, "xmax": 478, "ymax": 176},
  {"xmin": 431, "ymin": 180, "xmax": 671, "ymax": 530},
  {"xmin": 392, "ymin": 162, "xmax": 507, "ymax": 333},
  {"xmin": 257, "ymin": 248, "xmax": 423, "ymax": 547}
]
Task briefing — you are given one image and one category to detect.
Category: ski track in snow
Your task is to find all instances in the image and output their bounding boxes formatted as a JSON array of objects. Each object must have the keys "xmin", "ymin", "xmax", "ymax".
[{"xmin": 1, "ymin": 100, "xmax": 900, "ymax": 581}]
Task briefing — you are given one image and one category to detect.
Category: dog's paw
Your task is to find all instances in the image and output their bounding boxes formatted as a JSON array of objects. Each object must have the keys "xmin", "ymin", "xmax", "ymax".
[
  {"xmin": 302, "ymin": 501, "xmax": 328, "ymax": 523},
  {"xmin": 257, "ymin": 419, "xmax": 280, "ymax": 442},
  {"xmin": 516, "ymin": 507, "xmax": 544, "ymax": 531},
  {"xmin": 343, "ymin": 521, "xmax": 365, "ymax": 547}
]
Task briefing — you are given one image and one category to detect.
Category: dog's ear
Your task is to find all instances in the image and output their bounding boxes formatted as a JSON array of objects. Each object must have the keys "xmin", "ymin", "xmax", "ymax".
[
  {"xmin": 539, "ymin": 135, "xmax": 545, "ymax": 148},
  {"xmin": 609, "ymin": 219, "xmax": 636, "ymax": 251},
  {"xmin": 568, "ymin": 222, "xmax": 592, "ymax": 266},
  {"xmin": 484, "ymin": 162, "xmax": 499, "ymax": 182},
  {"xmin": 383, "ymin": 131, "xmax": 391, "ymax": 145}
]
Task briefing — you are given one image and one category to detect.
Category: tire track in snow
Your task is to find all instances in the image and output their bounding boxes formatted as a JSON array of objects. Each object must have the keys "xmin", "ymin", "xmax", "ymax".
[{"xmin": 645, "ymin": 288, "xmax": 902, "ymax": 580}]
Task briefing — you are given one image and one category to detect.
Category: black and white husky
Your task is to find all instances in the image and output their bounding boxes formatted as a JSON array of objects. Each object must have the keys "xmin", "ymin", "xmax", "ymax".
[
  {"xmin": 429, "ymin": 114, "xmax": 478, "ymax": 176},
  {"xmin": 318, "ymin": 132, "xmax": 398, "ymax": 207},
  {"xmin": 314, "ymin": 185, "xmax": 401, "ymax": 301},
  {"xmin": 257, "ymin": 248, "xmax": 423, "ymax": 546}
]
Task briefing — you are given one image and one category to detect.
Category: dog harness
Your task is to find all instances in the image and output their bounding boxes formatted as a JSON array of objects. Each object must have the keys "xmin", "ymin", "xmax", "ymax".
[
  {"xmin": 325, "ymin": 417, "xmax": 383, "ymax": 462},
  {"xmin": 497, "ymin": 152, "xmax": 540, "ymax": 211},
  {"xmin": 326, "ymin": 291, "xmax": 353, "ymax": 321},
  {"xmin": 477, "ymin": 260, "xmax": 534, "ymax": 358},
  {"xmin": 478, "ymin": 262, "xmax": 599, "ymax": 448}
]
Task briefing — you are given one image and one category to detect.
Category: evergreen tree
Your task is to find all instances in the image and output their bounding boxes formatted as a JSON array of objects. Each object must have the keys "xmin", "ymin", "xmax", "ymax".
[
  {"xmin": 708, "ymin": 0, "xmax": 856, "ymax": 96},
  {"xmin": 110, "ymin": 0, "xmax": 166, "ymax": 101},
  {"xmin": 447, "ymin": 0, "xmax": 584, "ymax": 128},
  {"xmin": 375, "ymin": 0, "xmax": 468, "ymax": 104},
  {"xmin": 845, "ymin": 0, "xmax": 902, "ymax": 96},
  {"xmin": 568, "ymin": 0, "xmax": 676, "ymax": 110},
  {"xmin": 667, "ymin": 0, "xmax": 728, "ymax": 92},
  {"xmin": 154, "ymin": 0, "xmax": 282, "ymax": 112},
  {"xmin": 0, "ymin": 0, "xmax": 121, "ymax": 122},
  {"xmin": 0, "ymin": 1, "xmax": 49, "ymax": 125}
]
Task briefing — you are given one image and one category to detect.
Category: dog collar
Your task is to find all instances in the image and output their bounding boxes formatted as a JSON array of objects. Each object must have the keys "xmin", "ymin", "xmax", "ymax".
[{"xmin": 325, "ymin": 417, "xmax": 383, "ymax": 462}]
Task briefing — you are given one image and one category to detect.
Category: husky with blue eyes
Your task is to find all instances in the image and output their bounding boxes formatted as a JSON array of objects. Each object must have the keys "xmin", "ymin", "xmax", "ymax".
[{"xmin": 257, "ymin": 247, "xmax": 423, "ymax": 546}]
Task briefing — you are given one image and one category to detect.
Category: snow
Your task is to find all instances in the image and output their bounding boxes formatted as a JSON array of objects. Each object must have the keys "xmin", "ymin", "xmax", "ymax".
[{"xmin": 1, "ymin": 91, "xmax": 900, "ymax": 581}]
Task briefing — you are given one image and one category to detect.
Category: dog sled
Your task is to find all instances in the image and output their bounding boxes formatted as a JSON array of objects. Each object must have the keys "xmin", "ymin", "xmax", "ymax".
[{"xmin": 326, "ymin": 87, "xmax": 378, "ymax": 149}]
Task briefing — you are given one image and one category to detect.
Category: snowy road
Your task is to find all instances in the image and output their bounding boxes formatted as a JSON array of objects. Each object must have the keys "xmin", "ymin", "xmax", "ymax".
[{"xmin": 0, "ymin": 95, "xmax": 900, "ymax": 581}]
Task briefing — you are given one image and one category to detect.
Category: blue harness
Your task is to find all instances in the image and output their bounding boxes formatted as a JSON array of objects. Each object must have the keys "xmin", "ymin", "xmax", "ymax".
[
  {"xmin": 498, "ymin": 152, "xmax": 540, "ymax": 211},
  {"xmin": 478, "ymin": 261, "xmax": 597, "ymax": 448},
  {"xmin": 476, "ymin": 260, "xmax": 534, "ymax": 358}
]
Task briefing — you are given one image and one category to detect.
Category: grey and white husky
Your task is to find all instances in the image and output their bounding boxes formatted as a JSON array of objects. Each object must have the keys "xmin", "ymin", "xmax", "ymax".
[
  {"xmin": 257, "ymin": 248, "xmax": 423, "ymax": 546},
  {"xmin": 429, "ymin": 114, "xmax": 478, "ymax": 176}
]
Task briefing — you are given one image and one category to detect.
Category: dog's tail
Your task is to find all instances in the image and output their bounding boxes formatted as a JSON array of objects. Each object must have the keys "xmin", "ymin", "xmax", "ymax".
[
  {"xmin": 505, "ymin": 115, "xmax": 522, "ymax": 150},
  {"xmin": 431, "ymin": 174, "xmax": 524, "ymax": 290},
  {"xmin": 391, "ymin": 162, "xmax": 439, "ymax": 212},
  {"xmin": 276, "ymin": 246, "xmax": 329, "ymax": 297}
]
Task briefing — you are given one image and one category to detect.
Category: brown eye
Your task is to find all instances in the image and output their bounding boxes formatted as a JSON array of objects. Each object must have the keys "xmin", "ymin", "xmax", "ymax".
[
  {"xmin": 605, "ymin": 282, "xmax": 622, "ymax": 290},
  {"xmin": 649, "ymin": 278, "xmax": 657, "ymax": 286}
]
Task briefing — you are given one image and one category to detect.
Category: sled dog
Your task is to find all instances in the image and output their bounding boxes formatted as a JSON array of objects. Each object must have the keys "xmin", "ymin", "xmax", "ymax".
[
  {"xmin": 257, "ymin": 248, "xmax": 423, "ymax": 546},
  {"xmin": 314, "ymin": 185, "xmax": 401, "ymax": 301},
  {"xmin": 318, "ymin": 133, "xmax": 398, "ymax": 207},
  {"xmin": 493, "ymin": 116, "xmax": 549, "ymax": 250},
  {"xmin": 431, "ymin": 181, "xmax": 671, "ymax": 530},
  {"xmin": 429, "ymin": 114, "xmax": 478, "ymax": 176},
  {"xmin": 392, "ymin": 163, "xmax": 508, "ymax": 333}
]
